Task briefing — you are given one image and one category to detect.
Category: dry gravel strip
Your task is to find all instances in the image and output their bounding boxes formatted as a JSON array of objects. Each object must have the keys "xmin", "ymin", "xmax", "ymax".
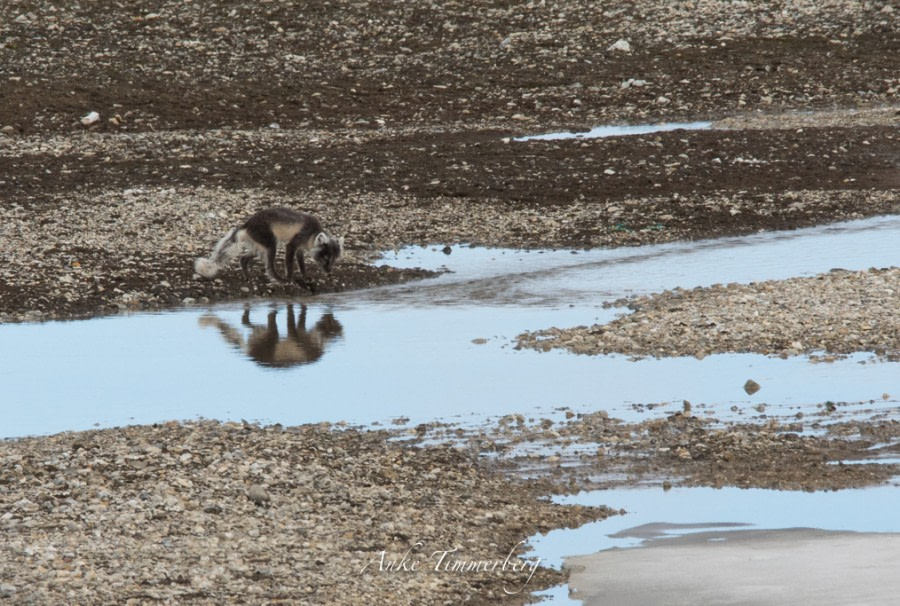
[
  {"xmin": 517, "ymin": 267, "xmax": 900, "ymax": 360},
  {"xmin": 2, "ymin": 413, "xmax": 896, "ymax": 605},
  {"xmin": 0, "ymin": 420, "xmax": 612, "ymax": 605}
]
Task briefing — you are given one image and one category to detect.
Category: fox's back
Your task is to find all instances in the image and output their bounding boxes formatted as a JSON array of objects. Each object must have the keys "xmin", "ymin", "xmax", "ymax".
[{"xmin": 243, "ymin": 207, "xmax": 323, "ymax": 245}]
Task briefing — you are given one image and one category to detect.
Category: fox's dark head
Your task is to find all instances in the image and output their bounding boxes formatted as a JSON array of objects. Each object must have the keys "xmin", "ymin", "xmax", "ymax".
[{"xmin": 312, "ymin": 233, "xmax": 344, "ymax": 274}]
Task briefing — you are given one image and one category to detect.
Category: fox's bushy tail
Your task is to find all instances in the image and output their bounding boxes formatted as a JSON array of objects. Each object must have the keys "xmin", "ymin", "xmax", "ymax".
[{"xmin": 194, "ymin": 227, "xmax": 240, "ymax": 278}]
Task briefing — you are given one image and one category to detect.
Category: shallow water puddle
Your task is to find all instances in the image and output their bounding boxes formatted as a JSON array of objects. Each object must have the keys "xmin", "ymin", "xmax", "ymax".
[
  {"xmin": 531, "ymin": 483, "xmax": 900, "ymax": 605},
  {"xmin": 374, "ymin": 214, "xmax": 900, "ymax": 306},
  {"xmin": 0, "ymin": 215, "xmax": 898, "ymax": 438},
  {"xmin": 513, "ymin": 121, "xmax": 712, "ymax": 142}
]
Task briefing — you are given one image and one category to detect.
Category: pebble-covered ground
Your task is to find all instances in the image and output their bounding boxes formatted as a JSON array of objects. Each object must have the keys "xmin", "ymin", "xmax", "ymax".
[
  {"xmin": 0, "ymin": 421, "xmax": 611, "ymax": 605},
  {"xmin": 2, "ymin": 411, "xmax": 896, "ymax": 604},
  {"xmin": 517, "ymin": 267, "xmax": 900, "ymax": 361}
]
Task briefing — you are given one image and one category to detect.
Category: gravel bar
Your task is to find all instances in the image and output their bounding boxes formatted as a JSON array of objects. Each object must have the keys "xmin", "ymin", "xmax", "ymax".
[{"xmin": 518, "ymin": 267, "xmax": 900, "ymax": 360}]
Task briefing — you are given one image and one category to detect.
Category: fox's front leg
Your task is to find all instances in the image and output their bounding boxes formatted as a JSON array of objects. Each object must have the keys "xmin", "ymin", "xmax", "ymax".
[
  {"xmin": 290, "ymin": 248, "xmax": 317, "ymax": 293},
  {"xmin": 285, "ymin": 241, "xmax": 300, "ymax": 284}
]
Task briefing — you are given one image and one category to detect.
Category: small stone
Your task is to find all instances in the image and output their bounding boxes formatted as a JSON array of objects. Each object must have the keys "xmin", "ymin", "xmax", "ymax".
[
  {"xmin": 441, "ymin": 245, "xmax": 452, "ymax": 255},
  {"xmin": 0, "ymin": 125, "xmax": 15, "ymax": 136},
  {"xmin": 608, "ymin": 39, "xmax": 632, "ymax": 53},
  {"xmin": 471, "ymin": 338, "xmax": 488, "ymax": 345},
  {"xmin": 182, "ymin": 297, "xmax": 196, "ymax": 305},
  {"xmin": 744, "ymin": 379, "xmax": 761, "ymax": 395},
  {"xmin": 0, "ymin": 583, "xmax": 15, "ymax": 598},
  {"xmin": 80, "ymin": 111, "xmax": 100, "ymax": 126},
  {"xmin": 248, "ymin": 484, "xmax": 270, "ymax": 506}
]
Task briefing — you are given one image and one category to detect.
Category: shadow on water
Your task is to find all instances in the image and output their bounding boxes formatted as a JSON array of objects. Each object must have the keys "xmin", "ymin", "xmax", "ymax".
[{"xmin": 199, "ymin": 304, "xmax": 343, "ymax": 369}]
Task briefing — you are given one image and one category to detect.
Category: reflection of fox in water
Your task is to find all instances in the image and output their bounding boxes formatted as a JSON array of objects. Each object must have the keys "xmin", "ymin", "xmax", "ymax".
[{"xmin": 199, "ymin": 305, "xmax": 343, "ymax": 368}]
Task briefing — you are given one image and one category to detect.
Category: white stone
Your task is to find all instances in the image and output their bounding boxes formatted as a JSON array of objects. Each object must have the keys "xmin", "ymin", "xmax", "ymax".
[{"xmin": 80, "ymin": 111, "xmax": 100, "ymax": 126}]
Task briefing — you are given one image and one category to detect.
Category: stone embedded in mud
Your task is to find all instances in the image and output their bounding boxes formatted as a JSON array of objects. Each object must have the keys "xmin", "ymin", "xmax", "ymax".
[
  {"xmin": 608, "ymin": 39, "xmax": 632, "ymax": 53},
  {"xmin": 80, "ymin": 111, "xmax": 100, "ymax": 126},
  {"xmin": 744, "ymin": 379, "xmax": 761, "ymax": 395}
]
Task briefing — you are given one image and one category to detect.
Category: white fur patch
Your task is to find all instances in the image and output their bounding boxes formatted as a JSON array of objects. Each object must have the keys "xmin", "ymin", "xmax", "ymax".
[
  {"xmin": 236, "ymin": 230, "xmax": 267, "ymax": 257},
  {"xmin": 194, "ymin": 257, "xmax": 220, "ymax": 278}
]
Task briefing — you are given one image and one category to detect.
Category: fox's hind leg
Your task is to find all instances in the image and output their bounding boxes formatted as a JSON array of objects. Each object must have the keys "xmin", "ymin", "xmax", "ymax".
[
  {"xmin": 239, "ymin": 253, "xmax": 255, "ymax": 278},
  {"xmin": 237, "ymin": 226, "xmax": 283, "ymax": 283},
  {"xmin": 263, "ymin": 243, "xmax": 285, "ymax": 283}
]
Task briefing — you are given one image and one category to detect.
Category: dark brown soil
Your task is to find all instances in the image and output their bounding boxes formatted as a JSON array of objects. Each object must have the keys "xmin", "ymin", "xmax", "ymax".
[{"xmin": 1, "ymin": 4, "xmax": 897, "ymax": 134}]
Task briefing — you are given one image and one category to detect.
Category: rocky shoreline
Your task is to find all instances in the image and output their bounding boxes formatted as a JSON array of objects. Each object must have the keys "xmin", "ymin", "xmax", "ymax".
[
  {"xmin": 0, "ymin": 421, "xmax": 612, "ymax": 605},
  {"xmin": 517, "ymin": 266, "xmax": 900, "ymax": 361},
  {"xmin": 2, "ymin": 408, "xmax": 896, "ymax": 604},
  {"xmin": 1, "ymin": 185, "xmax": 897, "ymax": 323}
]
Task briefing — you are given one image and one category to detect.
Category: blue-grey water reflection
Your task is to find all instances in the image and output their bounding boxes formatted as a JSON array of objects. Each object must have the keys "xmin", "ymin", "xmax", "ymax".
[{"xmin": 199, "ymin": 304, "xmax": 343, "ymax": 369}]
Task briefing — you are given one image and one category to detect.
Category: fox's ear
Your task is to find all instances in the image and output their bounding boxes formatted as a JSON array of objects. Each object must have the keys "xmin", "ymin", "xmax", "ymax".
[{"xmin": 314, "ymin": 232, "xmax": 328, "ymax": 247}]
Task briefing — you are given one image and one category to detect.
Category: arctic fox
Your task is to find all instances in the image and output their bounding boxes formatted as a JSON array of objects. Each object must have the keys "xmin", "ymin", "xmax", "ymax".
[{"xmin": 194, "ymin": 208, "xmax": 343, "ymax": 287}]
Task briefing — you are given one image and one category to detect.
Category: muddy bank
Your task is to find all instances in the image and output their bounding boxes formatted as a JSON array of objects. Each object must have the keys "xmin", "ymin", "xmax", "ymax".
[
  {"xmin": 0, "ymin": 420, "xmax": 611, "ymax": 605},
  {"xmin": 429, "ymin": 407, "xmax": 899, "ymax": 493},
  {"xmin": 518, "ymin": 266, "xmax": 900, "ymax": 361},
  {"xmin": 1, "ymin": 185, "xmax": 898, "ymax": 322}
]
